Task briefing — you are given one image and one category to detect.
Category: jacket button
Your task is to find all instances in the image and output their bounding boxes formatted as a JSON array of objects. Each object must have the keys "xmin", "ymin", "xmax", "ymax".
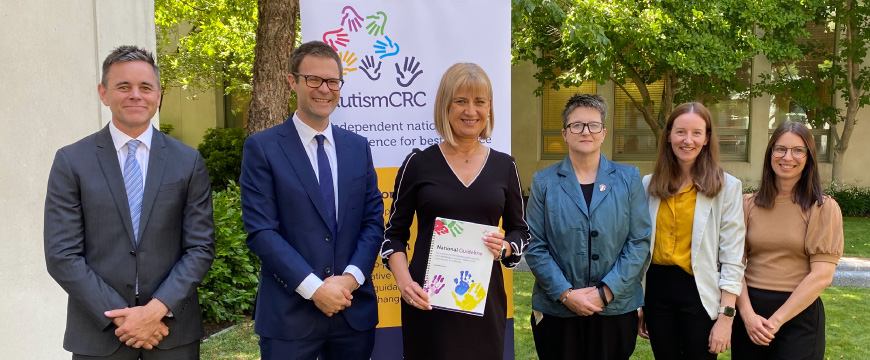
[
  {"xmin": 129, "ymin": 251, "xmax": 136, "ymax": 256},
  {"xmin": 325, "ymin": 235, "xmax": 331, "ymax": 242},
  {"xmin": 592, "ymin": 254, "xmax": 599, "ymax": 260},
  {"xmin": 325, "ymin": 267, "xmax": 332, "ymax": 274},
  {"xmin": 126, "ymin": 284, "xmax": 134, "ymax": 289},
  {"xmin": 590, "ymin": 230, "xmax": 599, "ymax": 237}
]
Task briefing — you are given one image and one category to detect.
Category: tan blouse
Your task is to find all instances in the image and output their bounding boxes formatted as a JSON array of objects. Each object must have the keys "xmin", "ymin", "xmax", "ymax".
[{"xmin": 743, "ymin": 194, "xmax": 844, "ymax": 292}]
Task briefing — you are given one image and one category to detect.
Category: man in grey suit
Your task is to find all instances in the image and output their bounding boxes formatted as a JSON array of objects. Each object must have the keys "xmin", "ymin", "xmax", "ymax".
[{"xmin": 44, "ymin": 45, "xmax": 215, "ymax": 359}]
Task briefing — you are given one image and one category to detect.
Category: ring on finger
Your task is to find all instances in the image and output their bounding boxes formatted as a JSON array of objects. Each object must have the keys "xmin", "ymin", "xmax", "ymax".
[{"xmin": 409, "ymin": 299, "xmax": 415, "ymax": 305}]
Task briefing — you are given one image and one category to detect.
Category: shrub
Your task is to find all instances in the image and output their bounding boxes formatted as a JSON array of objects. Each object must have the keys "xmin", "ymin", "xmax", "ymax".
[
  {"xmin": 198, "ymin": 128, "xmax": 246, "ymax": 190},
  {"xmin": 198, "ymin": 181, "xmax": 260, "ymax": 322},
  {"xmin": 159, "ymin": 123, "xmax": 174, "ymax": 135},
  {"xmin": 827, "ymin": 184, "xmax": 870, "ymax": 217}
]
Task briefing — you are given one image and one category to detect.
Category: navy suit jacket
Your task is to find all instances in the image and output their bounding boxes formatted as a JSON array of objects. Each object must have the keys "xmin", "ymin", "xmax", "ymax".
[{"xmin": 240, "ymin": 116, "xmax": 384, "ymax": 340}]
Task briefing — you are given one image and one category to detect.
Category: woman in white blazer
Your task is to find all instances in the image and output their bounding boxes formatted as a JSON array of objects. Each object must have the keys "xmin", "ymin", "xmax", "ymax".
[{"xmin": 638, "ymin": 102, "xmax": 745, "ymax": 359}]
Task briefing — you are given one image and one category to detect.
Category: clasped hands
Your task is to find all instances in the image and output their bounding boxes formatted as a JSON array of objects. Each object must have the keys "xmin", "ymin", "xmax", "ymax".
[
  {"xmin": 311, "ymin": 273, "xmax": 358, "ymax": 317},
  {"xmin": 560, "ymin": 286, "xmax": 610, "ymax": 316},
  {"xmin": 104, "ymin": 299, "xmax": 170, "ymax": 350}
]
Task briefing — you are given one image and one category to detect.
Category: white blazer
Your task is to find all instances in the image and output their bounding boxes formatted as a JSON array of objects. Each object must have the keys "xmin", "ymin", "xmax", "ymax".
[{"xmin": 642, "ymin": 173, "xmax": 746, "ymax": 320}]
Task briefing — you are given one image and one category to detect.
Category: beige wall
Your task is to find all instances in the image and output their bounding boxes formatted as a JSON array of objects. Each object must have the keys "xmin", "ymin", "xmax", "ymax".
[
  {"xmin": 160, "ymin": 87, "xmax": 225, "ymax": 148},
  {"xmin": 0, "ymin": 1, "xmax": 156, "ymax": 357},
  {"xmin": 510, "ymin": 54, "xmax": 870, "ymax": 190}
]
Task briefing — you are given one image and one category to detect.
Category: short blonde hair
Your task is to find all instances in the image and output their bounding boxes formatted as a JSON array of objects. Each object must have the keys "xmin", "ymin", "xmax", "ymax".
[{"xmin": 433, "ymin": 63, "xmax": 494, "ymax": 146}]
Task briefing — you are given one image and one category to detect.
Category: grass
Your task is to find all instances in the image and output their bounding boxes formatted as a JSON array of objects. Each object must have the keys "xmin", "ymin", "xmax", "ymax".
[
  {"xmin": 843, "ymin": 217, "xmax": 870, "ymax": 258},
  {"xmin": 202, "ymin": 273, "xmax": 870, "ymax": 359}
]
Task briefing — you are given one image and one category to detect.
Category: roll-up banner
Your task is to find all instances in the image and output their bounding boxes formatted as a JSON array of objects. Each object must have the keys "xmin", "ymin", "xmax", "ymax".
[{"xmin": 301, "ymin": 1, "xmax": 512, "ymax": 358}]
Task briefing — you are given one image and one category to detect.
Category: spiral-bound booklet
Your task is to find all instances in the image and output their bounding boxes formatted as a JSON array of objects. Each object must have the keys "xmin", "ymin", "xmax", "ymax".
[{"xmin": 423, "ymin": 217, "xmax": 499, "ymax": 316}]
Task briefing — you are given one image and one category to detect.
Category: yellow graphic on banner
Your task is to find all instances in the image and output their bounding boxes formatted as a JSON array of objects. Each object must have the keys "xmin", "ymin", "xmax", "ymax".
[{"xmin": 373, "ymin": 167, "xmax": 514, "ymax": 328}]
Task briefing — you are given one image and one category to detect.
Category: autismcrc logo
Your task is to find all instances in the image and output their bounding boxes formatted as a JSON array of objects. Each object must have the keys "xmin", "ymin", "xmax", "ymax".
[{"xmin": 322, "ymin": 6, "xmax": 423, "ymax": 88}]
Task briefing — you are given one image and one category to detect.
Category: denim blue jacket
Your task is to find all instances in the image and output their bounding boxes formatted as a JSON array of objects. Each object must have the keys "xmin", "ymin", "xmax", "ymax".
[{"xmin": 526, "ymin": 154, "xmax": 651, "ymax": 316}]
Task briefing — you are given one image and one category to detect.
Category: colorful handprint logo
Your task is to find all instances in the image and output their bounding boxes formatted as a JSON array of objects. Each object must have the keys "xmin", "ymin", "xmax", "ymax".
[
  {"xmin": 317, "ymin": 6, "xmax": 423, "ymax": 86},
  {"xmin": 452, "ymin": 270, "xmax": 486, "ymax": 311},
  {"xmin": 425, "ymin": 274, "xmax": 446, "ymax": 297}
]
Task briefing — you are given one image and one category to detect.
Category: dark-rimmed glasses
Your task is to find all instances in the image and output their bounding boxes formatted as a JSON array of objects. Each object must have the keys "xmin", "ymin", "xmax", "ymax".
[
  {"xmin": 564, "ymin": 121, "xmax": 604, "ymax": 134},
  {"xmin": 293, "ymin": 73, "xmax": 344, "ymax": 91},
  {"xmin": 772, "ymin": 145, "xmax": 809, "ymax": 159}
]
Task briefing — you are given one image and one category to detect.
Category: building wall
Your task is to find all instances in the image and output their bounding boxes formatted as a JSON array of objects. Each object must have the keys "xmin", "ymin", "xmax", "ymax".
[
  {"xmin": 510, "ymin": 53, "xmax": 870, "ymax": 190},
  {"xmin": 0, "ymin": 1, "xmax": 156, "ymax": 357},
  {"xmin": 160, "ymin": 86, "xmax": 225, "ymax": 148}
]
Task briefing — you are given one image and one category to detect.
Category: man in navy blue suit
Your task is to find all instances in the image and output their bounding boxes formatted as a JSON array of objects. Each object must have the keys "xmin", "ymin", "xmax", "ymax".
[{"xmin": 240, "ymin": 41, "xmax": 384, "ymax": 360}]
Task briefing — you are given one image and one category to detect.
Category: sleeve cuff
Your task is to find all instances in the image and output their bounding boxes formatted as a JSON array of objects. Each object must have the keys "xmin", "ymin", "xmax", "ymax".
[
  {"xmin": 295, "ymin": 273, "xmax": 324, "ymax": 300},
  {"xmin": 343, "ymin": 265, "xmax": 365, "ymax": 286}
]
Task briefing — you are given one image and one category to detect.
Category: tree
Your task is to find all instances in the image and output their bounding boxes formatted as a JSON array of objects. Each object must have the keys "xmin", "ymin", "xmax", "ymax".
[
  {"xmin": 511, "ymin": 0, "xmax": 811, "ymax": 139},
  {"xmin": 155, "ymin": 0, "xmax": 257, "ymax": 99},
  {"xmin": 757, "ymin": 0, "xmax": 870, "ymax": 185},
  {"xmin": 245, "ymin": 0, "xmax": 299, "ymax": 135}
]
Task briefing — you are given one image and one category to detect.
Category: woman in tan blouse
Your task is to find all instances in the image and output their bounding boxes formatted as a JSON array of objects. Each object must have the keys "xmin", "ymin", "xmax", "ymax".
[{"xmin": 733, "ymin": 121, "xmax": 844, "ymax": 360}]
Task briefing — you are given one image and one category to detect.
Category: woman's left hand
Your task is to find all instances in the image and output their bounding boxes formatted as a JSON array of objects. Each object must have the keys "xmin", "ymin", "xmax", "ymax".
[
  {"xmin": 708, "ymin": 315, "xmax": 733, "ymax": 354},
  {"xmin": 483, "ymin": 232, "xmax": 509, "ymax": 260}
]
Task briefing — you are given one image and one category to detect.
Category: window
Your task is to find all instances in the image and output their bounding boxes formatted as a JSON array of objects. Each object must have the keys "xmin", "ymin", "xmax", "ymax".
[
  {"xmin": 612, "ymin": 64, "xmax": 751, "ymax": 162},
  {"xmin": 767, "ymin": 22, "xmax": 834, "ymax": 162},
  {"xmin": 612, "ymin": 82, "xmax": 661, "ymax": 161},
  {"xmin": 540, "ymin": 82, "xmax": 597, "ymax": 159}
]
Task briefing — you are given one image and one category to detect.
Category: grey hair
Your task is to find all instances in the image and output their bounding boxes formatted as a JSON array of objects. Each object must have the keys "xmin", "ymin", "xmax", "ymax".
[
  {"xmin": 561, "ymin": 93, "xmax": 606, "ymax": 127},
  {"xmin": 101, "ymin": 45, "xmax": 160, "ymax": 88}
]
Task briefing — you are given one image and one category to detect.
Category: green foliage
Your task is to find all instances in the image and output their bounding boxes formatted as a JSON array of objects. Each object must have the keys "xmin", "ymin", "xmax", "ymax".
[
  {"xmin": 828, "ymin": 184, "xmax": 870, "ymax": 217},
  {"xmin": 198, "ymin": 127, "xmax": 246, "ymax": 190},
  {"xmin": 159, "ymin": 123, "xmax": 174, "ymax": 135},
  {"xmin": 199, "ymin": 181, "xmax": 260, "ymax": 323},
  {"xmin": 155, "ymin": 0, "xmax": 257, "ymax": 97},
  {"xmin": 511, "ymin": 0, "xmax": 812, "ymax": 137}
]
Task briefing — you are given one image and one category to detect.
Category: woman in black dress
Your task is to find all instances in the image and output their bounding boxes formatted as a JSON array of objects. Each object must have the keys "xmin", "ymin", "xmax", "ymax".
[{"xmin": 379, "ymin": 62, "xmax": 530, "ymax": 360}]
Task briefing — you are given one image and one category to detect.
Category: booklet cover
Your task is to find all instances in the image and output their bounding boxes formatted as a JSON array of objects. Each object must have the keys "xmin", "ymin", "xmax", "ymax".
[{"xmin": 423, "ymin": 217, "xmax": 500, "ymax": 316}]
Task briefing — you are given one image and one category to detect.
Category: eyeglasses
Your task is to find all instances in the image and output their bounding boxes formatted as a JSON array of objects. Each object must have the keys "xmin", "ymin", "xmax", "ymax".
[
  {"xmin": 293, "ymin": 73, "xmax": 344, "ymax": 91},
  {"xmin": 771, "ymin": 145, "xmax": 809, "ymax": 159},
  {"xmin": 564, "ymin": 121, "xmax": 604, "ymax": 134}
]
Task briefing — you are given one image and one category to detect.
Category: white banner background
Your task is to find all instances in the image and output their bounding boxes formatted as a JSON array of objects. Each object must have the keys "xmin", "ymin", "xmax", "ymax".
[{"xmin": 301, "ymin": 0, "xmax": 511, "ymax": 168}]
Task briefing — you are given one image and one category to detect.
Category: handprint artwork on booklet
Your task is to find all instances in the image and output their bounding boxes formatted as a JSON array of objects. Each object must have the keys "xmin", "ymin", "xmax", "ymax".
[{"xmin": 424, "ymin": 217, "xmax": 499, "ymax": 316}]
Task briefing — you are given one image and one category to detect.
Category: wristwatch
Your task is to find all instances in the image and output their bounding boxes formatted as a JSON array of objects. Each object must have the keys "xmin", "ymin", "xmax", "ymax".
[
  {"xmin": 718, "ymin": 306, "xmax": 736, "ymax": 317},
  {"xmin": 497, "ymin": 243, "xmax": 507, "ymax": 261}
]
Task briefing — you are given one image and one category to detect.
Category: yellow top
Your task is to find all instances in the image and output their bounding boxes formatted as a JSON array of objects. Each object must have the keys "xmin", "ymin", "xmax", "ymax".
[{"xmin": 652, "ymin": 184, "xmax": 696, "ymax": 275}]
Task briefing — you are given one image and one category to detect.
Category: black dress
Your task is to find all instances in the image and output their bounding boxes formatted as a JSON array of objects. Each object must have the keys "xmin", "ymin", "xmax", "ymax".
[{"xmin": 380, "ymin": 145, "xmax": 530, "ymax": 360}]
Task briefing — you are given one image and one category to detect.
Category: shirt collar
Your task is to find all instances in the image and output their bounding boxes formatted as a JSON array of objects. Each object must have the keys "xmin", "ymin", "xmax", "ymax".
[
  {"xmin": 109, "ymin": 121, "xmax": 153, "ymax": 152},
  {"xmin": 292, "ymin": 111, "xmax": 334, "ymax": 146}
]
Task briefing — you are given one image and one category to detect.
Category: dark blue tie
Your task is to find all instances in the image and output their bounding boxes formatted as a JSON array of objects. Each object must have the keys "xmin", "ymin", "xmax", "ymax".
[{"xmin": 315, "ymin": 134, "xmax": 338, "ymax": 235}]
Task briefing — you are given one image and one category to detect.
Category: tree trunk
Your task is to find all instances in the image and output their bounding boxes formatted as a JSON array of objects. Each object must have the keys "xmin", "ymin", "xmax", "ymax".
[{"xmin": 246, "ymin": 0, "xmax": 299, "ymax": 136}]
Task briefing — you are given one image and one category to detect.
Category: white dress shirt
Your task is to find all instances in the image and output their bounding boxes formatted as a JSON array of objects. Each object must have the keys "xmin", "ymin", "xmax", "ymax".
[
  {"xmin": 292, "ymin": 113, "xmax": 365, "ymax": 299},
  {"xmin": 109, "ymin": 121, "xmax": 152, "ymax": 183}
]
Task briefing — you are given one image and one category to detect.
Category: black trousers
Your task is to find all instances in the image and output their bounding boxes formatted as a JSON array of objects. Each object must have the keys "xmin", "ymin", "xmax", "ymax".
[
  {"xmin": 731, "ymin": 286, "xmax": 826, "ymax": 360},
  {"xmin": 643, "ymin": 264, "xmax": 717, "ymax": 360},
  {"xmin": 530, "ymin": 310, "xmax": 638, "ymax": 360}
]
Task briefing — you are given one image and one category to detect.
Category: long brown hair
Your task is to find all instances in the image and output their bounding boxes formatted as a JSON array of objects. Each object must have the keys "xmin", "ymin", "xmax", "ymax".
[
  {"xmin": 754, "ymin": 122, "xmax": 824, "ymax": 210},
  {"xmin": 649, "ymin": 102, "xmax": 724, "ymax": 199}
]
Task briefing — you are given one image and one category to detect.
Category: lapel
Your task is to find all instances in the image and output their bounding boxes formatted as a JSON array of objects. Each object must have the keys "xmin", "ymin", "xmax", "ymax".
[
  {"xmin": 556, "ymin": 157, "xmax": 589, "ymax": 217},
  {"xmin": 691, "ymin": 191, "xmax": 713, "ymax": 257},
  {"xmin": 646, "ymin": 180, "xmax": 661, "ymax": 250},
  {"xmin": 94, "ymin": 125, "xmax": 137, "ymax": 247},
  {"xmin": 334, "ymin": 126, "xmax": 352, "ymax": 233},
  {"xmin": 138, "ymin": 128, "xmax": 167, "ymax": 246},
  {"xmin": 589, "ymin": 154, "xmax": 615, "ymax": 215},
  {"xmin": 277, "ymin": 116, "xmax": 333, "ymax": 228}
]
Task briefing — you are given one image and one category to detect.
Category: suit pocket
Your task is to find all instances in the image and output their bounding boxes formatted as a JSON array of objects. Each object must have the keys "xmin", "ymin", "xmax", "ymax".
[{"xmin": 158, "ymin": 179, "xmax": 185, "ymax": 192}]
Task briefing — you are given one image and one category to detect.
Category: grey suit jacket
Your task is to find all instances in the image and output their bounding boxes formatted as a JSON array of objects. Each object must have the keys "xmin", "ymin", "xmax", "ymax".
[{"xmin": 44, "ymin": 125, "xmax": 215, "ymax": 356}]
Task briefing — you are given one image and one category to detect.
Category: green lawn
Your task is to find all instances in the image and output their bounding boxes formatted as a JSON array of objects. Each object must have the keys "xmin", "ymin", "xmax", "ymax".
[
  {"xmin": 843, "ymin": 217, "xmax": 870, "ymax": 258},
  {"xmin": 202, "ymin": 271, "xmax": 870, "ymax": 359}
]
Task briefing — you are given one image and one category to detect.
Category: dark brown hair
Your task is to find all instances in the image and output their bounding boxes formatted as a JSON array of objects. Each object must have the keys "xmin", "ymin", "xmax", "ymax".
[
  {"xmin": 289, "ymin": 41, "xmax": 342, "ymax": 79},
  {"xmin": 649, "ymin": 102, "xmax": 724, "ymax": 198},
  {"xmin": 754, "ymin": 121, "xmax": 824, "ymax": 210}
]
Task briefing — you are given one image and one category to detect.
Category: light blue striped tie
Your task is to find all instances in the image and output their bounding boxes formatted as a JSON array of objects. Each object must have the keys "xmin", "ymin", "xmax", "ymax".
[{"xmin": 123, "ymin": 140, "xmax": 143, "ymax": 243}]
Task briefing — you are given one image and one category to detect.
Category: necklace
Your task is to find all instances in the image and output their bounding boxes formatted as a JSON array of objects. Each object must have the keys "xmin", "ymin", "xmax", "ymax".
[{"xmin": 452, "ymin": 141, "xmax": 481, "ymax": 163}]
